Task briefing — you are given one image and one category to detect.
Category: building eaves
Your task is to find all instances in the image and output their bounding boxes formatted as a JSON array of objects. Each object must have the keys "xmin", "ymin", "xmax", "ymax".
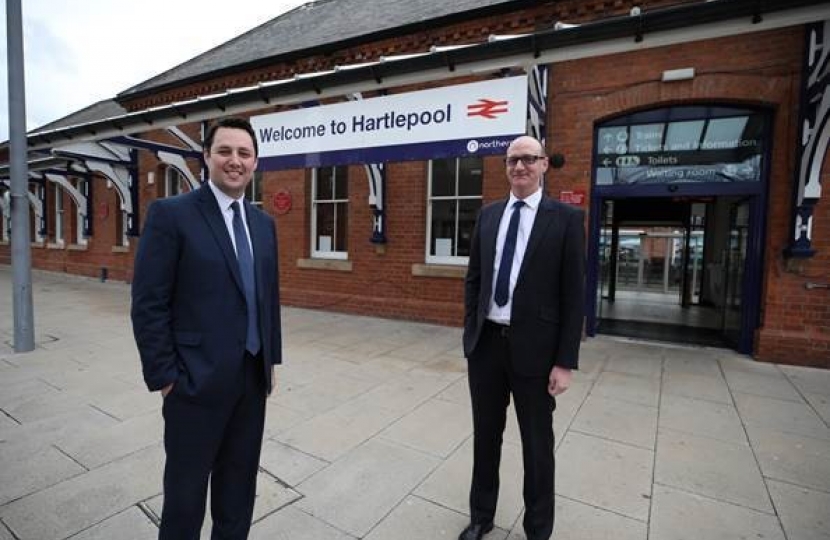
[
  {"xmin": 31, "ymin": 99, "xmax": 127, "ymax": 134},
  {"xmin": 118, "ymin": 0, "xmax": 526, "ymax": 99}
]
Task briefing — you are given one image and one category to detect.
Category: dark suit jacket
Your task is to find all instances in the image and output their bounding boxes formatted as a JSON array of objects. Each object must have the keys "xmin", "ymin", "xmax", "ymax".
[
  {"xmin": 463, "ymin": 195, "xmax": 585, "ymax": 376},
  {"xmin": 131, "ymin": 184, "xmax": 281, "ymax": 402}
]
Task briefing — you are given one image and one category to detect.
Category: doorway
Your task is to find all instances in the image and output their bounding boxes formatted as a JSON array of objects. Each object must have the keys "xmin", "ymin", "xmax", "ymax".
[
  {"xmin": 593, "ymin": 196, "xmax": 757, "ymax": 351},
  {"xmin": 587, "ymin": 104, "xmax": 770, "ymax": 354}
]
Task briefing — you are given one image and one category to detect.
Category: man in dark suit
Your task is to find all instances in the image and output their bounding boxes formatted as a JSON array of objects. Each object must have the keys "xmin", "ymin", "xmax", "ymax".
[
  {"xmin": 131, "ymin": 117, "xmax": 281, "ymax": 540},
  {"xmin": 459, "ymin": 135, "xmax": 585, "ymax": 540}
]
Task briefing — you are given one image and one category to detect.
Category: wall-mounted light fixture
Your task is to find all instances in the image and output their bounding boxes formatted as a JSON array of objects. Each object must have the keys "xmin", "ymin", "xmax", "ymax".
[
  {"xmin": 662, "ymin": 67, "xmax": 695, "ymax": 82},
  {"xmin": 147, "ymin": 171, "xmax": 155, "ymax": 185}
]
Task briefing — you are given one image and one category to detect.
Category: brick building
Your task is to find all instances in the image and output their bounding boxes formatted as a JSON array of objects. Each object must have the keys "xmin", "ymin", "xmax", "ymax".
[{"xmin": 2, "ymin": 0, "xmax": 828, "ymax": 366}]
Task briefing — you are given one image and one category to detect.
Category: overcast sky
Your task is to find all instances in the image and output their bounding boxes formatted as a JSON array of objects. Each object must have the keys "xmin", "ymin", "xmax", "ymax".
[{"xmin": 0, "ymin": 0, "xmax": 308, "ymax": 141}]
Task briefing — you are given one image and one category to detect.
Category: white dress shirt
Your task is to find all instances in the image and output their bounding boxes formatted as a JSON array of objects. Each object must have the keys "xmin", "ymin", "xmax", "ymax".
[
  {"xmin": 208, "ymin": 180, "xmax": 254, "ymax": 258},
  {"xmin": 487, "ymin": 188, "xmax": 542, "ymax": 324}
]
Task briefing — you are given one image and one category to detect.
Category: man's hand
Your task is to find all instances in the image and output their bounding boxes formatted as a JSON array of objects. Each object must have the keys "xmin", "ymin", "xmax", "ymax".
[
  {"xmin": 161, "ymin": 383, "xmax": 174, "ymax": 398},
  {"xmin": 548, "ymin": 366, "xmax": 572, "ymax": 396}
]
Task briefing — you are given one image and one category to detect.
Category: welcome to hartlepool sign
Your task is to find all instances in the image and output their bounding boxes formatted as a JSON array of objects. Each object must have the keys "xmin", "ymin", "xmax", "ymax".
[{"xmin": 251, "ymin": 76, "xmax": 528, "ymax": 170}]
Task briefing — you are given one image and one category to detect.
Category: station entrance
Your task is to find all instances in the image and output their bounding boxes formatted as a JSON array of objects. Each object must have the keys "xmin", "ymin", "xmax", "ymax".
[
  {"xmin": 592, "ymin": 195, "xmax": 758, "ymax": 351},
  {"xmin": 585, "ymin": 104, "xmax": 770, "ymax": 354}
]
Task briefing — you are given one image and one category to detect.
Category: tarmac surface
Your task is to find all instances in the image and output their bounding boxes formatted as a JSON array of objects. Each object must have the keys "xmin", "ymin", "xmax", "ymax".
[{"xmin": 1, "ymin": 265, "xmax": 829, "ymax": 540}]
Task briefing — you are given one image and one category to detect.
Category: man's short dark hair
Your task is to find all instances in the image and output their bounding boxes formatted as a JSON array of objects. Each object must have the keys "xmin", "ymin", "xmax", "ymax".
[{"xmin": 204, "ymin": 117, "xmax": 258, "ymax": 157}]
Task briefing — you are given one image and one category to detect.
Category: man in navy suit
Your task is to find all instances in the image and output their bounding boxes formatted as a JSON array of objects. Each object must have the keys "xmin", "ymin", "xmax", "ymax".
[
  {"xmin": 131, "ymin": 117, "xmax": 281, "ymax": 539},
  {"xmin": 459, "ymin": 135, "xmax": 585, "ymax": 540}
]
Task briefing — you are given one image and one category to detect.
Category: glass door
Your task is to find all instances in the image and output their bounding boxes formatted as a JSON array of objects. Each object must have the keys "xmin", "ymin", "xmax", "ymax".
[
  {"xmin": 595, "ymin": 200, "xmax": 614, "ymax": 328},
  {"xmin": 722, "ymin": 199, "xmax": 750, "ymax": 347}
]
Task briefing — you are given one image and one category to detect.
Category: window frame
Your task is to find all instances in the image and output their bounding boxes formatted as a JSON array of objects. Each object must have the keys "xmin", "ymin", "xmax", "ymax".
[
  {"xmin": 54, "ymin": 184, "xmax": 65, "ymax": 245},
  {"xmin": 311, "ymin": 166, "xmax": 349, "ymax": 260},
  {"xmin": 246, "ymin": 171, "xmax": 263, "ymax": 207},
  {"xmin": 75, "ymin": 178, "xmax": 88, "ymax": 245},
  {"xmin": 425, "ymin": 157, "xmax": 483, "ymax": 266}
]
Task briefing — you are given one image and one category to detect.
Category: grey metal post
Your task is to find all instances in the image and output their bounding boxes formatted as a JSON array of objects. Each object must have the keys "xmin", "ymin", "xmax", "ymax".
[{"xmin": 6, "ymin": 0, "xmax": 36, "ymax": 352}]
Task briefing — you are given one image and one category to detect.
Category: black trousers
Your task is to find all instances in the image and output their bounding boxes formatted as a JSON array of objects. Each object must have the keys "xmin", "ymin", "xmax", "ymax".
[
  {"xmin": 467, "ymin": 321, "xmax": 556, "ymax": 540},
  {"xmin": 159, "ymin": 352, "xmax": 267, "ymax": 540}
]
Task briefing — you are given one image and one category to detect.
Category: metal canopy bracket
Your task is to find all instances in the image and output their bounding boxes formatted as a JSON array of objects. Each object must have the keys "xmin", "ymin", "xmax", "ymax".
[{"xmin": 44, "ymin": 172, "xmax": 92, "ymax": 239}]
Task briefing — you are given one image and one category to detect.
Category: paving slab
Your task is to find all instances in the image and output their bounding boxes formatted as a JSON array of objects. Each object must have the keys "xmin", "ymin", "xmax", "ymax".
[
  {"xmin": 661, "ymin": 370, "xmax": 733, "ymax": 404},
  {"xmin": 145, "ymin": 472, "xmax": 301, "ymax": 537},
  {"xmin": 273, "ymin": 371, "xmax": 380, "ymax": 416},
  {"xmin": 262, "ymin": 400, "xmax": 315, "ymax": 439},
  {"xmin": 723, "ymin": 368, "xmax": 803, "ymax": 402},
  {"xmin": 570, "ymin": 394, "xmax": 657, "ymax": 450},
  {"xmin": 67, "ymin": 506, "xmax": 158, "ymax": 540},
  {"xmin": 767, "ymin": 479, "xmax": 830, "ymax": 540},
  {"xmin": 552, "ymin": 379, "xmax": 591, "ymax": 439},
  {"xmin": 55, "ymin": 410, "xmax": 162, "ymax": 469},
  {"xmin": 658, "ymin": 393, "xmax": 746, "ymax": 444},
  {"xmin": 591, "ymin": 371, "xmax": 661, "ymax": 408},
  {"xmin": 436, "ymin": 376, "xmax": 471, "ymax": 406},
  {"xmin": 555, "ymin": 432, "xmax": 653, "ymax": 521},
  {"xmin": 259, "ymin": 439, "xmax": 329, "ymax": 487},
  {"xmin": 0, "ymin": 407, "xmax": 119, "ymax": 450},
  {"xmin": 379, "ymin": 397, "xmax": 472, "ymax": 458},
  {"xmin": 250, "ymin": 505, "xmax": 356, "ymax": 540},
  {"xmin": 745, "ymin": 425, "xmax": 830, "ymax": 492},
  {"xmin": 507, "ymin": 497, "xmax": 647, "ymax": 540},
  {"xmin": 572, "ymin": 348, "xmax": 607, "ymax": 381},
  {"xmin": 0, "ymin": 377, "xmax": 61, "ymax": 410},
  {"xmin": 87, "ymin": 386, "xmax": 160, "ymax": 422},
  {"xmin": 278, "ymin": 396, "xmax": 402, "ymax": 462},
  {"xmin": 365, "ymin": 495, "xmax": 508, "ymax": 540},
  {"xmin": 0, "ymin": 442, "xmax": 85, "ymax": 506},
  {"xmin": 0, "ymin": 444, "xmax": 165, "ymax": 540},
  {"xmin": 803, "ymin": 391, "xmax": 830, "ymax": 425},
  {"xmin": 662, "ymin": 352, "xmax": 723, "ymax": 378},
  {"xmin": 296, "ymin": 439, "xmax": 439, "ymax": 537},
  {"xmin": 655, "ymin": 428, "xmax": 772, "ymax": 513},
  {"xmin": 415, "ymin": 438, "xmax": 524, "ymax": 531},
  {"xmin": 733, "ymin": 391, "xmax": 830, "ymax": 441},
  {"xmin": 602, "ymin": 354, "xmax": 662, "ymax": 379},
  {"xmin": 649, "ymin": 484, "xmax": 784, "ymax": 540},
  {"xmin": 779, "ymin": 364, "xmax": 830, "ymax": 397}
]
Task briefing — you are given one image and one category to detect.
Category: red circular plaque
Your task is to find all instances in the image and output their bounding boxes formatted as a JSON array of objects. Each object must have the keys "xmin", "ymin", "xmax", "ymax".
[{"xmin": 273, "ymin": 189, "xmax": 292, "ymax": 215}]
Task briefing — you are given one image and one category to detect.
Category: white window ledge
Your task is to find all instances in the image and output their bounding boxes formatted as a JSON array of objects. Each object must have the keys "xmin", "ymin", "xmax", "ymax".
[
  {"xmin": 297, "ymin": 258, "xmax": 353, "ymax": 272},
  {"xmin": 411, "ymin": 263, "xmax": 466, "ymax": 279}
]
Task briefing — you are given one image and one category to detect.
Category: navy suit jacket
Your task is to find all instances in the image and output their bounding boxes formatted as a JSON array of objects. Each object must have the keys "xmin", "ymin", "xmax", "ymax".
[
  {"xmin": 463, "ymin": 195, "xmax": 585, "ymax": 376},
  {"xmin": 131, "ymin": 184, "xmax": 281, "ymax": 402}
]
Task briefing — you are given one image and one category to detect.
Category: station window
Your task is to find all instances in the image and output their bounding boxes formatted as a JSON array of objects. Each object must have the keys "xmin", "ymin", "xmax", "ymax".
[
  {"xmin": 426, "ymin": 156, "xmax": 483, "ymax": 265},
  {"xmin": 165, "ymin": 167, "xmax": 188, "ymax": 197},
  {"xmin": 246, "ymin": 171, "xmax": 263, "ymax": 207},
  {"xmin": 54, "ymin": 185, "xmax": 65, "ymax": 245},
  {"xmin": 311, "ymin": 165, "xmax": 348, "ymax": 259},
  {"xmin": 74, "ymin": 178, "xmax": 88, "ymax": 245}
]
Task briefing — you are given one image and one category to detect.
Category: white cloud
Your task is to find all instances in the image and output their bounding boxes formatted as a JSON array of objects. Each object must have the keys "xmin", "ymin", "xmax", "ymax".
[{"xmin": 1, "ymin": 0, "xmax": 307, "ymax": 141}]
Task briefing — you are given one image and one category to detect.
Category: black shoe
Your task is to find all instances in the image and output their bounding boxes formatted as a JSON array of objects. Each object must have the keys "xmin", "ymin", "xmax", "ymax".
[{"xmin": 458, "ymin": 522, "xmax": 494, "ymax": 540}]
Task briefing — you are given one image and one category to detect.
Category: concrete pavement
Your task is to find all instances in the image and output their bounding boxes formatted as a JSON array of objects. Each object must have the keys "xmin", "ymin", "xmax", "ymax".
[{"xmin": 1, "ymin": 265, "xmax": 829, "ymax": 540}]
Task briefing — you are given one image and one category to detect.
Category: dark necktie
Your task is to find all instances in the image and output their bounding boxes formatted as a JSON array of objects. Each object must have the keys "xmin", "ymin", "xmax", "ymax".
[
  {"xmin": 231, "ymin": 201, "xmax": 260, "ymax": 355},
  {"xmin": 494, "ymin": 200, "xmax": 525, "ymax": 307}
]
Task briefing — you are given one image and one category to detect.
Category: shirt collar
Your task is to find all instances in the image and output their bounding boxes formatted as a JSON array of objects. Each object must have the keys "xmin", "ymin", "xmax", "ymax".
[
  {"xmin": 508, "ymin": 187, "xmax": 542, "ymax": 210},
  {"xmin": 208, "ymin": 180, "xmax": 245, "ymax": 213}
]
